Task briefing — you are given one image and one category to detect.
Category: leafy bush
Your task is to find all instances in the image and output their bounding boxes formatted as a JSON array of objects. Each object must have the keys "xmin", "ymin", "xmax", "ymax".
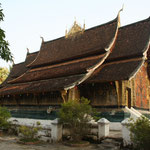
[
  {"xmin": 58, "ymin": 97, "xmax": 93, "ymax": 142},
  {"xmin": 19, "ymin": 121, "xmax": 41, "ymax": 142},
  {"xmin": 128, "ymin": 116, "xmax": 150, "ymax": 150},
  {"xmin": 0, "ymin": 107, "xmax": 11, "ymax": 130}
]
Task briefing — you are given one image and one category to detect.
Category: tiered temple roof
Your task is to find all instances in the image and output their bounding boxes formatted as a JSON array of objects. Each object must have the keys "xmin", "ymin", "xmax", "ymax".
[
  {"xmin": 0, "ymin": 51, "xmax": 38, "ymax": 88},
  {"xmin": 28, "ymin": 18, "xmax": 118, "ymax": 68},
  {"xmin": 0, "ymin": 15, "xmax": 150, "ymax": 96},
  {"xmin": 89, "ymin": 17, "xmax": 150, "ymax": 82}
]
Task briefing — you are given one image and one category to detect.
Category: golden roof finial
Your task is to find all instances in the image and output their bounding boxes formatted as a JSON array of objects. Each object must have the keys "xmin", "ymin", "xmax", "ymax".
[
  {"xmin": 74, "ymin": 17, "xmax": 76, "ymax": 23},
  {"xmin": 65, "ymin": 18, "xmax": 85, "ymax": 39},
  {"xmin": 65, "ymin": 26, "xmax": 68, "ymax": 38},
  {"xmin": 83, "ymin": 20, "xmax": 85, "ymax": 32}
]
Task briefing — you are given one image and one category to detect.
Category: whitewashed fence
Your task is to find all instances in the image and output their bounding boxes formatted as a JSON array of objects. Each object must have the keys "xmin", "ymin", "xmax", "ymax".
[
  {"xmin": 9, "ymin": 117, "xmax": 110, "ymax": 142},
  {"xmin": 7, "ymin": 107, "xmax": 148, "ymax": 146}
]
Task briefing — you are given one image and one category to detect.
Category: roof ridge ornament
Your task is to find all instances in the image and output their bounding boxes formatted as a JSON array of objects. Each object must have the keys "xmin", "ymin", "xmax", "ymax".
[
  {"xmin": 40, "ymin": 36, "xmax": 44, "ymax": 43},
  {"xmin": 65, "ymin": 19, "xmax": 85, "ymax": 39},
  {"xmin": 27, "ymin": 48, "xmax": 30, "ymax": 54},
  {"xmin": 118, "ymin": 4, "xmax": 124, "ymax": 27},
  {"xmin": 12, "ymin": 60, "xmax": 15, "ymax": 65}
]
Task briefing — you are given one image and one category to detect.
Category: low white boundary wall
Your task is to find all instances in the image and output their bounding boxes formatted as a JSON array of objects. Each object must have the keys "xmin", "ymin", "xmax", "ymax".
[
  {"xmin": 9, "ymin": 117, "xmax": 60, "ymax": 143},
  {"xmin": 9, "ymin": 117, "xmax": 111, "ymax": 142},
  {"xmin": 9, "ymin": 117, "xmax": 52, "ymax": 129}
]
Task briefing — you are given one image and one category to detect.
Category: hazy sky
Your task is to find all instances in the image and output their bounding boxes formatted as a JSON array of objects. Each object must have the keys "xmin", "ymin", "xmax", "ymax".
[{"xmin": 0, "ymin": 0, "xmax": 150, "ymax": 67}]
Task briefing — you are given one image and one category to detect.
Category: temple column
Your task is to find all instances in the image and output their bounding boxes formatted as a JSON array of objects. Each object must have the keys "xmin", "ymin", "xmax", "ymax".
[
  {"xmin": 68, "ymin": 86, "xmax": 80, "ymax": 101},
  {"xmin": 115, "ymin": 81, "xmax": 122, "ymax": 107},
  {"xmin": 61, "ymin": 90, "xmax": 67, "ymax": 103}
]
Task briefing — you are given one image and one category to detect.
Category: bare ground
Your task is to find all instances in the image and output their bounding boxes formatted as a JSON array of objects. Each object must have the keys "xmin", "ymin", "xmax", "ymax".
[{"xmin": 0, "ymin": 136, "xmax": 103, "ymax": 150}]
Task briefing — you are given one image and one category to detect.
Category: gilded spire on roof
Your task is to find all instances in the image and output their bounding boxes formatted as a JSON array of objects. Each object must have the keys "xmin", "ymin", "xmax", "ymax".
[{"xmin": 65, "ymin": 19, "xmax": 85, "ymax": 38}]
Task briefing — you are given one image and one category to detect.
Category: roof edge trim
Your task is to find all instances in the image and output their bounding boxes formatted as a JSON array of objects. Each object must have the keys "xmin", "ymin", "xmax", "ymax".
[
  {"xmin": 26, "ymin": 40, "xmax": 43, "ymax": 68},
  {"xmin": 64, "ymin": 52, "xmax": 110, "ymax": 90},
  {"xmin": 120, "ymin": 16, "xmax": 150, "ymax": 30},
  {"xmin": 64, "ymin": 12, "xmax": 120, "ymax": 90},
  {"xmin": 128, "ymin": 59, "xmax": 145, "ymax": 81},
  {"xmin": 27, "ymin": 13, "xmax": 120, "ymax": 68},
  {"xmin": 128, "ymin": 40, "xmax": 150, "ymax": 80},
  {"xmin": 105, "ymin": 9, "xmax": 123, "ymax": 51}
]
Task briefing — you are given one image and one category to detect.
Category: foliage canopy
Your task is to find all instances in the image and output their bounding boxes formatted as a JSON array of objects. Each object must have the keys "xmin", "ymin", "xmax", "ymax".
[
  {"xmin": 58, "ymin": 97, "xmax": 93, "ymax": 142},
  {"xmin": 0, "ymin": 67, "xmax": 9, "ymax": 84},
  {"xmin": 0, "ymin": 106, "xmax": 11, "ymax": 130},
  {"xmin": 128, "ymin": 116, "xmax": 150, "ymax": 150},
  {"xmin": 19, "ymin": 121, "xmax": 41, "ymax": 142},
  {"xmin": 0, "ymin": 3, "xmax": 13, "ymax": 62}
]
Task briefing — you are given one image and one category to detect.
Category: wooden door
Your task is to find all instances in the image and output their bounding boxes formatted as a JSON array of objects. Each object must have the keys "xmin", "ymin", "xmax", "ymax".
[{"xmin": 127, "ymin": 88, "xmax": 131, "ymax": 108}]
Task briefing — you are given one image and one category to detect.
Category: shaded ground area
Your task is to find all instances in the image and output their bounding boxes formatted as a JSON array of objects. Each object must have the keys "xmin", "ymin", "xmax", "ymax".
[
  {"xmin": 0, "ymin": 136, "xmax": 99, "ymax": 150},
  {"xmin": 0, "ymin": 134, "xmax": 128, "ymax": 150}
]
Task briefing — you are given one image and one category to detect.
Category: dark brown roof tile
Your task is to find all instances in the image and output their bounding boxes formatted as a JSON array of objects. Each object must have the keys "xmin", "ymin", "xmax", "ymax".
[
  {"xmin": 89, "ymin": 58, "xmax": 144, "ymax": 82},
  {"xmin": 0, "ymin": 74, "xmax": 84, "ymax": 95},
  {"xmin": 28, "ymin": 18, "xmax": 118, "ymax": 67},
  {"xmin": 9, "ymin": 54, "xmax": 105, "ymax": 84},
  {"xmin": 0, "ymin": 51, "xmax": 38, "ymax": 88},
  {"xmin": 107, "ymin": 17, "xmax": 150, "ymax": 61}
]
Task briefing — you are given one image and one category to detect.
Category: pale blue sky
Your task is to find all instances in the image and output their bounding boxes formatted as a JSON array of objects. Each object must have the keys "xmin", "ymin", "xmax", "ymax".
[{"xmin": 0, "ymin": 0, "xmax": 150, "ymax": 67}]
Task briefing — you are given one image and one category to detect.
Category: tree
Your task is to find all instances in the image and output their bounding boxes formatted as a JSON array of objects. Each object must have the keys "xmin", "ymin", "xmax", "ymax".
[
  {"xmin": 0, "ymin": 3, "xmax": 13, "ymax": 62},
  {"xmin": 0, "ymin": 107, "xmax": 11, "ymax": 130},
  {"xmin": 58, "ymin": 97, "xmax": 93, "ymax": 143},
  {"xmin": 0, "ymin": 67, "xmax": 9, "ymax": 84},
  {"xmin": 128, "ymin": 117, "xmax": 150, "ymax": 150}
]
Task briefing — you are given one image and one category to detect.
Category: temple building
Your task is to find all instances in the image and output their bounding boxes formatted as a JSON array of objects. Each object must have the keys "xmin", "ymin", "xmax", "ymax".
[{"xmin": 0, "ymin": 12, "xmax": 150, "ymax": 120}]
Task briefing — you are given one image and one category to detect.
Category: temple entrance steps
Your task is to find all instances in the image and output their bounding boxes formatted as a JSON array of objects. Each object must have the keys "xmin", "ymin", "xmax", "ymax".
[
  {"xmin": 108, "ymin": 130, "xmax": 122, "ymax": 139},
  {"xmin": 97, "ymin": 131, "xmax": 123, "ymax": 150},
  {"xmin": 125, "ymin": 106, "xmax": 150, "ymax": 121},
  {"xmin": 98, "ymin": 138, "xmax": 122, "ymax": 150},
  {"xmin": 125, "ymin": 106, "xmax": 142, "ymax": 120}
]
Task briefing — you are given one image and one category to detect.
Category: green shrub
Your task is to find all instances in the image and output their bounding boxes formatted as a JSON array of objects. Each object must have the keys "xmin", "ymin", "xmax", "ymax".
[
  {"xmin": 0, "ymin": 107, "xmax": 11, "ymax": 130},
  {"xmin": 58, "ymin": 97, "xmax": 93, "ymax": 142},
  {"xmin": 19, "ymin": 122, "xmax": 41, "ymax": 142},
  {"xmin": 128, "ymin": 116, "xmax": 150, "ymax": 150}
]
